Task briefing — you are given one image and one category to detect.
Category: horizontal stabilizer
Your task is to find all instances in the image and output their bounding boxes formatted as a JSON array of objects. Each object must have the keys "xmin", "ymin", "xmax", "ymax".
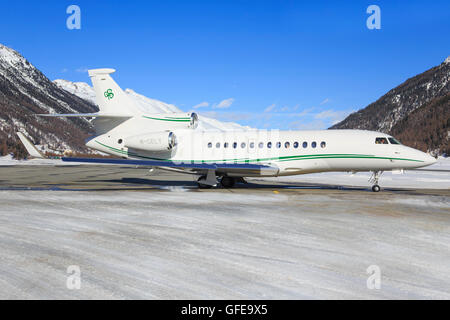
[
  {"xmin": 16, "ymin": 132, "xmax": 45, "ymax": 159},
  {"xmin": 37, "ymin": 113, "xmax": 132, "ymax": 118}
]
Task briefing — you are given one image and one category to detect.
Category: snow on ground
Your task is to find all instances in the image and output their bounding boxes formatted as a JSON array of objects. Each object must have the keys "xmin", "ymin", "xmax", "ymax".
[
  {"xmin": 0, "ymin": 155, "xmax": 85, "ymax": 166},
  {"xmin": 0, "ymin": 155, "xmax": 64, "ymax": 166},
  {"xmin": 0, "ymin": 44, "xmax": 34, "ymax": 73},
  {"xmin": 0, "ymin": 190, "xmax": 449, "ymax": 299},
  {"xmin": 254, "ymin": 157, "xmax": 450, "ymax": 190},
  {"xmin": 53, "ymin": 79, "xmax": 97, "ymax": 105}
]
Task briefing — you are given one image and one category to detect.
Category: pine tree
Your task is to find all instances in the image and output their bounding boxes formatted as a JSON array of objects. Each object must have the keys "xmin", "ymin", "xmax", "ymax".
[{"xmin": 0, "ymin": 139, "xmax": 7, "ymax": 156}]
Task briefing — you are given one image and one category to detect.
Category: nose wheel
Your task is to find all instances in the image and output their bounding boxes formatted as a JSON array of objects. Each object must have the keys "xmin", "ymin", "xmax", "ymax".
[{"xmin": 369, "ymin": 171, "xmax": 383, "ymax": 192}]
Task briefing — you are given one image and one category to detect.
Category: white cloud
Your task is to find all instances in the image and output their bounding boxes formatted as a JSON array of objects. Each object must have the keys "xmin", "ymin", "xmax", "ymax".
[
  {"xmin": 314, "ymin": 110, "xmax": 339, "ymax": 119},
  {"xmin": 193, "ymin": 101, "xmax": 209, "ymax": 109},
  {"xmin": 213, "ymin": 98, "xmax": 234, "ymax": 109},
  {"xmin": 289, "ymin": 119, "xmax": 328, "ymax": 130},
  {"xmin": 264, "ymin": 104, "xmax": 301, "ymax": 113},
  {"xmin": 314, "ymin": 109, "xmax": 355, "ymax": 125},
  {"xmin": 320, "ymin": 98, "xmax": 330, "ymax": 105},
  {"xmin": 61, "ymin": 68, "xmax": 68, "ymax": 73},
  {"xmin": 75, "ymin": 67, "xmax": 88, "ymax": 73},
  {"xmin": 294, "ymin": 107, "xmax": 314, "ymax": 118},
  {"xmin": 264, "ymin": 103, "xmax": 276, "ymax": 113}
]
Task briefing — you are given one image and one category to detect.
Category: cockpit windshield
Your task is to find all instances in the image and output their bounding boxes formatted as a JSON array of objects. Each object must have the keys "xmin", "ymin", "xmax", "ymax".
[
  {"xmin": 375, "ymin": 137, "xmax": 388, "ymax": 144},
  {"xmin": 388, "ymin": 137, "xmax": 401, "ymax": 145}
]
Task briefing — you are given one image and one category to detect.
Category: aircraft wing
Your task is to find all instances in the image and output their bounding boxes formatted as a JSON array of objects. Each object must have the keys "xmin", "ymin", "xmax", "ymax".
[{"xmin": 61, "ymin": 157, "xmax": 279, "ymax": 176}]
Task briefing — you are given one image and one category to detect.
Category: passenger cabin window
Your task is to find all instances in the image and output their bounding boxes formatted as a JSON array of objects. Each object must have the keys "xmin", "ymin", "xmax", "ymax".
[
  {"xmin": 241, "ymin": 142, "xmax": 246, "ymax": 148},
  {"xmin": 303, "ymin": 142, "xmax": 308, "ymax": 148},
  {"xmin": 250, "ymin": 142, "xmax": 255, "ymax": 149},
  {"xmin": 293, "ymin": 142, "xmax": 299, "ymax": 148},
  {"xmin": 259, "ymin": 142, "xmax": 264, "ymax": 148},
  {"xmin": 285, "ymin": 142, "xmax": 290, "ymax": 148},
  {"xmin": 233, "ymin": 142, "xmax": 237, "ymax": 149},
  {"xmin": 375, "ymin": 137, "xmax": 389, "ymax": 144},
  {"xmin": 267, "ymin": 142, "xmax": 272, "ymax": 148},
  {"xmin": 276, "ymin": 142, "xmax": 281, "ymax": 148},
  {"xmin": 207, "ymin": 142, "xmax": 212, "ymax": 148},
  {"xmin": 216, "ymin": 142, "xmax": 220, "ymax": 148},
  {"xmin": 224, "ymin": 142, "xmax": 229, "ymax": 148},
  {"xmin": 388, "ymin": 137, "xmax": 401, "ymax": 145},
  {"xmin": 312, "ymin": 141, "xmax": 317, "ymax": 148},
  {"xmin": 320, "ymin": 141, "xmax": 326, "ymax": 148}
]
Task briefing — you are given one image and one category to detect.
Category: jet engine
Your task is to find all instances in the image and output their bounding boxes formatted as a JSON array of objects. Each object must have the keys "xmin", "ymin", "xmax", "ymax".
[{"xmin": 125, "ymin": 131, "xmax": 177, "ymax": 152}]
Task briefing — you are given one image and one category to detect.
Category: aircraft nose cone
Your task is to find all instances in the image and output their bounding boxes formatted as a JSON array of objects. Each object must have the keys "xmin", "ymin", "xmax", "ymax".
[{"xmin": 423, "ymin": 153, "xmax": 437, "ymax": 166}]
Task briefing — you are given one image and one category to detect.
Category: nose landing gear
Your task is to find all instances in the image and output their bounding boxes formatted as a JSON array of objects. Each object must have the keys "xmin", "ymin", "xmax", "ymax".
[
  {"xmin": 371, "ymin": 184, "xmax": 381, "ymax": 192},
  {"xmin": 369, "ymin": 171, "xmax": 383, "ymax": 192}
]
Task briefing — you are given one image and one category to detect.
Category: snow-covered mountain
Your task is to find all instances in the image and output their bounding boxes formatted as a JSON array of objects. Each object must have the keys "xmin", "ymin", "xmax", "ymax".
[
  {"xmin": 331, "ymin": 56, "xmax": 450, "ymax": 155},
  {"xmin": 0, "ymin": 43, "xmax": 249, "ymax": 158},
  {"xmin": 54, "ymin": 79, "xmax": 250, "ymax": 131},
  {"xmin": 0, "ymin": 44, "xmax": 97, "ymax": 157},
  {"xmin": 51, "ymin": 79, "xmax": 97, "ymax": 106}
]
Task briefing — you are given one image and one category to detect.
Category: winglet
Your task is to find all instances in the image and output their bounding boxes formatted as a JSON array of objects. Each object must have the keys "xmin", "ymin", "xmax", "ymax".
[{"xmin": 16, "ymin": 132, "xmax": 46, "ymax": 159}]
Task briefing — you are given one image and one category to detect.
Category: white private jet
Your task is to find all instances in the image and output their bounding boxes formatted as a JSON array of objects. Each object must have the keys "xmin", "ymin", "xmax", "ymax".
[{"xmin": 18, "ymin": 68, "xmax": 437, "ymax": 191}]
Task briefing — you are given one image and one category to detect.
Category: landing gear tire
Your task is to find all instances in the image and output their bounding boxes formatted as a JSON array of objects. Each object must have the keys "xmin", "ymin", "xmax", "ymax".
[
  {"xmin": 372, "ymin": 184, "xmax": 381, "ymax": 192},
  {"xmin": 220, "ymin": 176, "xmax": 236, "ymax": 188},
  {"xmin": 369, "ymin": 171, "xmax": 383, "ymax": 193},
  {"xmin": 197, "ymin": 176, "xmax": 212, "ymax": 189}
]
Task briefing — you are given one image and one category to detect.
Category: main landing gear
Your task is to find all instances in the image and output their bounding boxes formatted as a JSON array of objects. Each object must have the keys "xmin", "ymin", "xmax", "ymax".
[
  {"xmin": 197, "ymin": 169, "xmax": 217, "ymax": 188},
  {"xmin": 196, "ymin": 174, "xmax": 243, "ymax": 189},
  {"xmin": 197, "ymin": 177, "xmax": 212, "ymax": 189},
  {"xmin": 369, "ymin": 171, "xmax": 383, "ymax": 192},
  {"xmin": 220, "ymin": 176, "xmax": 236, "ymax": 188}
]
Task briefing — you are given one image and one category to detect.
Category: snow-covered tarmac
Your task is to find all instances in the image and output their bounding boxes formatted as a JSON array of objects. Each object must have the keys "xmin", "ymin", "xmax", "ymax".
[
  {"xmin": 0, "ymin": 187, "xmax": 449, "ymax": 299},
  {"xmin": 0, "ymin": 158, "xmax": 449, "ymax": 299}
]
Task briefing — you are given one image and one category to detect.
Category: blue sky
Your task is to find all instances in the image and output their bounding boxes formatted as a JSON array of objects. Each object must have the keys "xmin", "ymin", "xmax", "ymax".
[{"xmin": 1, "ymin": 0, "xmax": 449, "ymax": 129}]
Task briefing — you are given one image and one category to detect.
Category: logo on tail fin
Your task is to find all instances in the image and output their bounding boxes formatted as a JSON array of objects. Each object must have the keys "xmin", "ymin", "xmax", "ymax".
[{"xmin": 104, "ymin": 89, "xmax": 114, "ymax": 100}]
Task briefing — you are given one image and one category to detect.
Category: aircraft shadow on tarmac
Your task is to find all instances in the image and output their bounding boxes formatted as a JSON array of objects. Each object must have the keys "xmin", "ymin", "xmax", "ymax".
[{"xmin": 83, "ymin": 177, "xmax": 403, "ymax": 192}]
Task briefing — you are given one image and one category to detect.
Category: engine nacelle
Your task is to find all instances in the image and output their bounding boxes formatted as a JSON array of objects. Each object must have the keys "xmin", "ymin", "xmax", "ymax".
[{"xmin": 125, "ymin": 131, "xmax": 177, "ymax": 152}]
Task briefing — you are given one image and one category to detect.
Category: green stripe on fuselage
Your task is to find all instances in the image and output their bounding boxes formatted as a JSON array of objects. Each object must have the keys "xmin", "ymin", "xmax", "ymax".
[
  {"xmin": 142, "ymin": 116, "xmax": 190, "ymax": 122},
  {"xmin": 94, "ymin": 140, "xmax": 424, "ymax": 164}
]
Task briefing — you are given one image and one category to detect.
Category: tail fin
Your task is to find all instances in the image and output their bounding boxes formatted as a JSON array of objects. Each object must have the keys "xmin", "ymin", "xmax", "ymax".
[{"xmin": 88, "ymin": 68, "xmax": 139, "ymax": 115}]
